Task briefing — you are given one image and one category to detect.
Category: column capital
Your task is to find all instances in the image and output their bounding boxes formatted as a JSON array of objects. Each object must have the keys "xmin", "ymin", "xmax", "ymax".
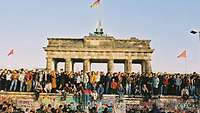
[
  {"xmin": 64, "ymin": 58, "xmax": 72, "ymax": 61},
  {"xmin": 84, "ymin": 59, "xmax": 90, "ymax": 61}
]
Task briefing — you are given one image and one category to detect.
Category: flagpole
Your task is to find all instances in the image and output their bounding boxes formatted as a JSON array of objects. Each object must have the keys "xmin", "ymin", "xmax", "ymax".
[
  {"xmin": 184, "ymin": 49, "xmax": 187, "ymax": 74},
  {"xmin": 185, "ymin": 55, "xmax": 187, "ymax": 74},
  {"xmin": 177, "ymin": 50, "xmax": 187, "ymax": 74},
  {"xmin": 97, "ymin": 0, "xmax": 101, "ymax": 32},
  {"xmin": 91, "ymin": 0, "xmax": 102, "ymax": 34}
]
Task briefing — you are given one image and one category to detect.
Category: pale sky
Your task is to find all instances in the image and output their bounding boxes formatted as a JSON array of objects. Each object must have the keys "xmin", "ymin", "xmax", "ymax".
[{"xmin": 0, "ymin": 0, "xmax": 200, "ymax": 73}]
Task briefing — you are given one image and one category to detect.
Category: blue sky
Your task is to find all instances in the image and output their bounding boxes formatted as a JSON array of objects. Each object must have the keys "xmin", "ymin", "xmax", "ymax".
[{"xmin": 0, "ymin": 0, "xmax": 200, "ymax": 73}]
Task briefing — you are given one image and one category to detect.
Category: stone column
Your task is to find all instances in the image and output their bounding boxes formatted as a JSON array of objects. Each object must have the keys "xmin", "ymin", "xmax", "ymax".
[
  {"xmin": 107, "ymin": 59, "xmax": 114, "ymax": 73},
  {"xmin": 46, "ymin": 58, "xmax": 53, "ymax": 71},
  {"xmin": 124, "ymin": 59, "xmax": 132, "ymax": 73},
  {"xmin": 65, "ymin": 58, "xmax": 72, "ymax": 72},
  {"xmin": 145, "ymin": 60, "xmax": 152, "ymax": 73},
  {"xmin": 141, "ymin": 61, "xmax": 146, "ymax": 73},
  {"xmin": 83, "ymin": 59, "xmax": 90, "ymax": 73},
  {"xmin": 72, "ymin": 61, "xmax": 75, "ymax": 72},
  {"xmin": 54, "ymin": 60, "xmax": 58, "ymax": 71}
]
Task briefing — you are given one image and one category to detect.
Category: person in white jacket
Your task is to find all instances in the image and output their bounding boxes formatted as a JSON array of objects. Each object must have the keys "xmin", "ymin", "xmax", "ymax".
[
  {"xmin": 19, "ymin": 71, "xmax": 25, "ymax": 92},
  {"xmin": 181, "ymin": 87, "xmax": 189, "ymax": 101}
]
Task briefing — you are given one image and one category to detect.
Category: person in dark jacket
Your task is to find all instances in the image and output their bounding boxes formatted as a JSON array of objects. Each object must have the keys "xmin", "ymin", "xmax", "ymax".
[
  {"xmin": 117, "ymin": 84, "xmax": 125, "ymax": 98},
  {"xmin": 34, "ymin": 81, "xmax": 43, "ymax": 100},
  {"xmin": 97, "ymin": 84, "xmax": 104, "ymax": 99},
  {"xmin": 142, "ymin": 84, "xmax": 151, "ymax": 102}
]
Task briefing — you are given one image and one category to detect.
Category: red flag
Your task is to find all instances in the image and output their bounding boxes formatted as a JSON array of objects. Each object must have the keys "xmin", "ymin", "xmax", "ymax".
[
  {"xmin": 90, "ymin": 0, "xmax": 100, "ymax": 8},
  {"xmin": 177, "ymin": 50, "xmax": 186, "ymax": 59},
  {"xmin": 8, "ymin": 49, "xmax": 14, "ymax": 56}
]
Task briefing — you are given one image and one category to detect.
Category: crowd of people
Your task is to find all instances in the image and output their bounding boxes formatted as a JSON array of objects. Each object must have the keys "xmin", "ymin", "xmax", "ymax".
[
  {"xmin": 0, "ymin": 68, "xmax": 200, "ymax": 112},
  {"xmin": 0, "ymin": 69, "xmax": 199, "ymax": 98}
]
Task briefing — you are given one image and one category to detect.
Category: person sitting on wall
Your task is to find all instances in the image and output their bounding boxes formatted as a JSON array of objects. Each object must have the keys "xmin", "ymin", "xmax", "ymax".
[
  {"xmin": 97, "ymin": 83, "xmax": 104, "ymax": 100},
  {"xmin": 117, "ymin": 84, "xmax": 125, "ymax": 99},
  {"xmin": 44, "ymin": 80, "xmax": 52, "ymax": 93},
  {"xmin": 142, "ymin": 84, "xmax": 151, "ymax": 102},
  {"xmin": 61, "ymin": 83, "xmax": 72, "ymax": 101},
  {"xmin": 91, "ymin": 90, "xmax": 98, "ymax": 102},
  {"xmin": 34, "ymin": 80, "xmax": 43, "ymax": 101},
  {"xmin": 181, "ymin": 87, "xmax": 189, "ymax": 102},
  {"xmin": 194, "ymin": 87, "xmax": 200, "ymax": 100},
  {"xmin": 51, "ymin": 71, "xmax": 57, "ymax": 93}
]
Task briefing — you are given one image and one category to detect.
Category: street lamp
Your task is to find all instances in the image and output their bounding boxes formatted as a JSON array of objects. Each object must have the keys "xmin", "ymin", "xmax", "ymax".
[{"xmin": 190, "ymin": 29, "xmax": 200, "ymax": 40}]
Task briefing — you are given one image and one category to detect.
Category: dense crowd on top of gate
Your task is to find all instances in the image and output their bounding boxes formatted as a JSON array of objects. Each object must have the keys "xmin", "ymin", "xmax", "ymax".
[{"xmin": 0, "ymin": 69, "xmax": 200, "ymax": 99}]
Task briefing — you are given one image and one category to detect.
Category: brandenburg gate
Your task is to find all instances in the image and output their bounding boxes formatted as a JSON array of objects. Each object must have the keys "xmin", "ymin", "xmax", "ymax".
[{"xmin": 44, "ymin": 25, "xmax": 154, "ymax": 73}]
